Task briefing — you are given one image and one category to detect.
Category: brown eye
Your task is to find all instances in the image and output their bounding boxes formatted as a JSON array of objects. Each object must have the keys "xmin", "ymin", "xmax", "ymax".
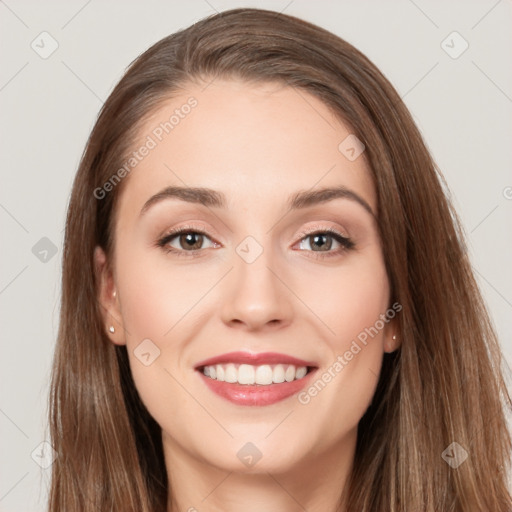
[
  {"xmin": 179, "ymin": 232, "xmax": 204, "ymax": 250},
  {"xmin": 298, "ymin": 231, "xmax": 352, "ymax": 252},
  {"xmin": 158, "ymin": 229, "xmax": 217, "ymax": 254},
  {"xmin": 308, "ymin": 233, "xmax": 332, "ymax": 251}
]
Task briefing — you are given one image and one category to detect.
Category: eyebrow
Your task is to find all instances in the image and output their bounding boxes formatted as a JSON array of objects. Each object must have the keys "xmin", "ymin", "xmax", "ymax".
[{"xmin": 140, "ymin": 185, "xmax": 374, "ymax": 217}]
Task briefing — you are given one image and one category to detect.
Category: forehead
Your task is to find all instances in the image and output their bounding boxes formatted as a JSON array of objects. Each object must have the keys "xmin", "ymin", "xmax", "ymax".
[{"xmin": 116, "ymin": 79, "xmax": 376, "ymax": 218}]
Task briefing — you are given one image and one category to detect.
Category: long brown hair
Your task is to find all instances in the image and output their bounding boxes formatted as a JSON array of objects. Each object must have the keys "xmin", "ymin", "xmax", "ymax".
[{"xmin": 49, "ymin": 8, "xmax": 512, "ymax": 511}]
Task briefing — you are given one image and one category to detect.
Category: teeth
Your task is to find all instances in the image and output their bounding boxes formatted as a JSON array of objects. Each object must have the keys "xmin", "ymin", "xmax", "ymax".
[
  {"xmin": 255, "ymin": 365, "xmax": 273, "ymax": 384},
  {"xmin": 202, "ymin": 363, "xmax": 309, "ymax": 385},
  {"xmin": 273, "ymin": 365, "xmax": 285, "ymax": 383},
  {"xmin": 285, "ymin": 365, "xmax": 295, "ymax": 382},
  {"xmin": 238, "ymin": 364, "xmax": 255, "ymax": 384},
  {"xmin": 224, "ymin": 364, "xmax": 237, "ymax": 383},
  {"xmin": 295, "ymin": 366, "xmax": 307, "ymax": 379}
]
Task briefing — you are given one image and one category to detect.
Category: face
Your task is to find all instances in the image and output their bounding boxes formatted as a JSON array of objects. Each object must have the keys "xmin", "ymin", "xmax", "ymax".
[{"xmin": 97, "ymin": 79, "xmax": 398, "ymax": 477}]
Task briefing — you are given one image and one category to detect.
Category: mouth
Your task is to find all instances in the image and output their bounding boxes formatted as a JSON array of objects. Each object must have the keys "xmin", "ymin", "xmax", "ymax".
[
  {"xmin": 194, "ymin": 351, "xmax": 318, "ymax": 406},
  {"xmin": 199, "ymin": 362, "xmax": 315, "ymax": 385}
]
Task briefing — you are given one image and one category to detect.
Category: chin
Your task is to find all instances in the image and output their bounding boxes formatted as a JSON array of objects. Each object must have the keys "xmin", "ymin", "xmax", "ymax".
[{"xmin": 200, "ymin": 435, "xmax": 308, "ymax": 475}]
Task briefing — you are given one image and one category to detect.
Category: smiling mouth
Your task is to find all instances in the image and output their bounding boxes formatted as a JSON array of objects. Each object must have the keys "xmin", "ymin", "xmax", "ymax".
[{"xmin": 198, "ymin": 363, "xmax": 315, "ymax": 386}]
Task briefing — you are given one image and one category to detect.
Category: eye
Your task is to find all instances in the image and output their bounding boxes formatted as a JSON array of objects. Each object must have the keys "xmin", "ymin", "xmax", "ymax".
[
  {"xmin": 156, "ymin": 225, "xmax": 354, "ymax": 259},
  {"xmin": 295, "ymin": 229, "xmax": 354, "ymax": 258},
  {"xmin": 157, "ymin": 226, "xmax": 218, "ymax": 255}
]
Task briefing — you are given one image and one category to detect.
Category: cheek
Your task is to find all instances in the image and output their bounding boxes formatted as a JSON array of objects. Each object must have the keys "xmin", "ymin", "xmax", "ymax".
[
  {"xmin": 113, "ymin": 250, "xmax": 221, "ymax": 435},
  {"xmin": 116, "ymin": 250, "xmax": 218, "ymax": 340},
  {"xmin": 295, "ymin": 251, "xmax": 390, "ymax": 344},
  {"xmin": 290, "ymin": 250, "xmax": 390, "ymax": 437}
]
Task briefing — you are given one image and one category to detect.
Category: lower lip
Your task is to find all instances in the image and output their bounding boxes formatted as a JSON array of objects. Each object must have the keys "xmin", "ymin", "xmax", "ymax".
[{"xmin": 197, "ymin": 369, "xmax": 317, "ymax": 406}]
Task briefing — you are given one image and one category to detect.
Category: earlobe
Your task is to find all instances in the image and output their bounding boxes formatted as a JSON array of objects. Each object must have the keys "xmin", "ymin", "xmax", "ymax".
[
  {"xmin": 382, "ymin": 315, "xmax": 401, "ymax": 353},
  {"xmin": 94, "ymin": 246, "xmax": 126, "ymax": 346},
  {"xmin": 384, "ymin": 333, "xmax": 401, "ymax": 353}
]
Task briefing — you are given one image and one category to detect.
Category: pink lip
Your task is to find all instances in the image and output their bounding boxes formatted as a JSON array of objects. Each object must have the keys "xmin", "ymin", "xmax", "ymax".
[
  {"xmin": 198, "ymin": 369, "xmax": 318, "ymax": 406},
  {"xmin": 195, "ymin": 351, "xmax": 318, "ymax": 407},
  {"xmin": 194, "ymin": 351, "xmax": 317, "ymax": 369}
]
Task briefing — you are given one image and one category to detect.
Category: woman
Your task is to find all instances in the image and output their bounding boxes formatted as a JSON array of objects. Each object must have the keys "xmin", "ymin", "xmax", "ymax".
[{"xmin": 49, "ymin": 7, "xmax": 511, "ymax": 511}]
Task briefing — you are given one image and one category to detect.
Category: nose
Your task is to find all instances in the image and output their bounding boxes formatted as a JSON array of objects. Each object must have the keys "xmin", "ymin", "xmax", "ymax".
[{"xmin": 220, "ymin": 250, "xmax": 294, "ymax": 332}]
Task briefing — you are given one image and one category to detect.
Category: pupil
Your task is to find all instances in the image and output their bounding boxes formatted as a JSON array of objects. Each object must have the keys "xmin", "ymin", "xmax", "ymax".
[
  {"xmin": 312, "ymin": 234, "xmax": 331, "ymax": 251},
  {"xmin": 181, "ymin": 233, "xmax": 202, "ymax": 250}
]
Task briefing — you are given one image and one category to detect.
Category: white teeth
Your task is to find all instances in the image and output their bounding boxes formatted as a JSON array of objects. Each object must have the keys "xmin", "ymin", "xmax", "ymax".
[
  {"xmin": 255, "ymin": 365, "xmax": 273, "ymax": 385},
  {"xmin": 202, "ymin": 363, "xmax": 310, "ymax": 385},
  {"xmin": 273, "ymin": 365, "xmax": 285, "ymax": 383},
  {"xmin": 224, "ymin": 363, "xmax": 237, "ymax": 383},
  {"xmin": 295, "ymin": 367, "xmax": 307, "ymax": 379},
  {"xmin": 238, "ymin": 364, "xmax": 255, "ymax": 384},
  {"xmin": 285, "ymin": 365, "xmax": 295, "ymax": 382}
]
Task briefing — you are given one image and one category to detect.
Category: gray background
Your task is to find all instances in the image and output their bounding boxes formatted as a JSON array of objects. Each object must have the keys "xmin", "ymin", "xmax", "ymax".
[{"xmin": 1, "ymin": 0, "xmax": 511, "ymax": 510}]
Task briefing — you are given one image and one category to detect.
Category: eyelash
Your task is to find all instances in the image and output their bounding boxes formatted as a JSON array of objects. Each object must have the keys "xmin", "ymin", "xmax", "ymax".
[{"xmin": 156, "ymin": 224, "xmax": 355, "ymax": 260}]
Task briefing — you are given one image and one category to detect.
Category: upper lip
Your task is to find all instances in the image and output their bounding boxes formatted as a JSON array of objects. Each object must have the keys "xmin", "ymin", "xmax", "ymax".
[{"xmin": 194, "ymin": 351, "xmax": 317, "ymax": 369}]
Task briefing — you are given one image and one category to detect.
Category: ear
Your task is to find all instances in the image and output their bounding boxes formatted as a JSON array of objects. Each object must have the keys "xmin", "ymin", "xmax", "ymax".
[
  {"xmin": 383, "ymin": 317, "xmax": 401, "ymax": 354},
  {"xmin": 94, "ymin": 246, "xmax": 126, "ymax": 346}
]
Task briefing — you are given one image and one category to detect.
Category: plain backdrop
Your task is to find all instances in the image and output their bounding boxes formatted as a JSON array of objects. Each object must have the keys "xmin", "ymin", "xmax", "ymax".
[{"xmin": 1, "ymin": 1, "xmax": 511, "ymax": 510}]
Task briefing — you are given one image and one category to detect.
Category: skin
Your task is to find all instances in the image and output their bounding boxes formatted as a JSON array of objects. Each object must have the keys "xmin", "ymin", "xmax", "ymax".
[{"xmin": 96, "ymin": 79, "xmax": 400, "ymax": 512}]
